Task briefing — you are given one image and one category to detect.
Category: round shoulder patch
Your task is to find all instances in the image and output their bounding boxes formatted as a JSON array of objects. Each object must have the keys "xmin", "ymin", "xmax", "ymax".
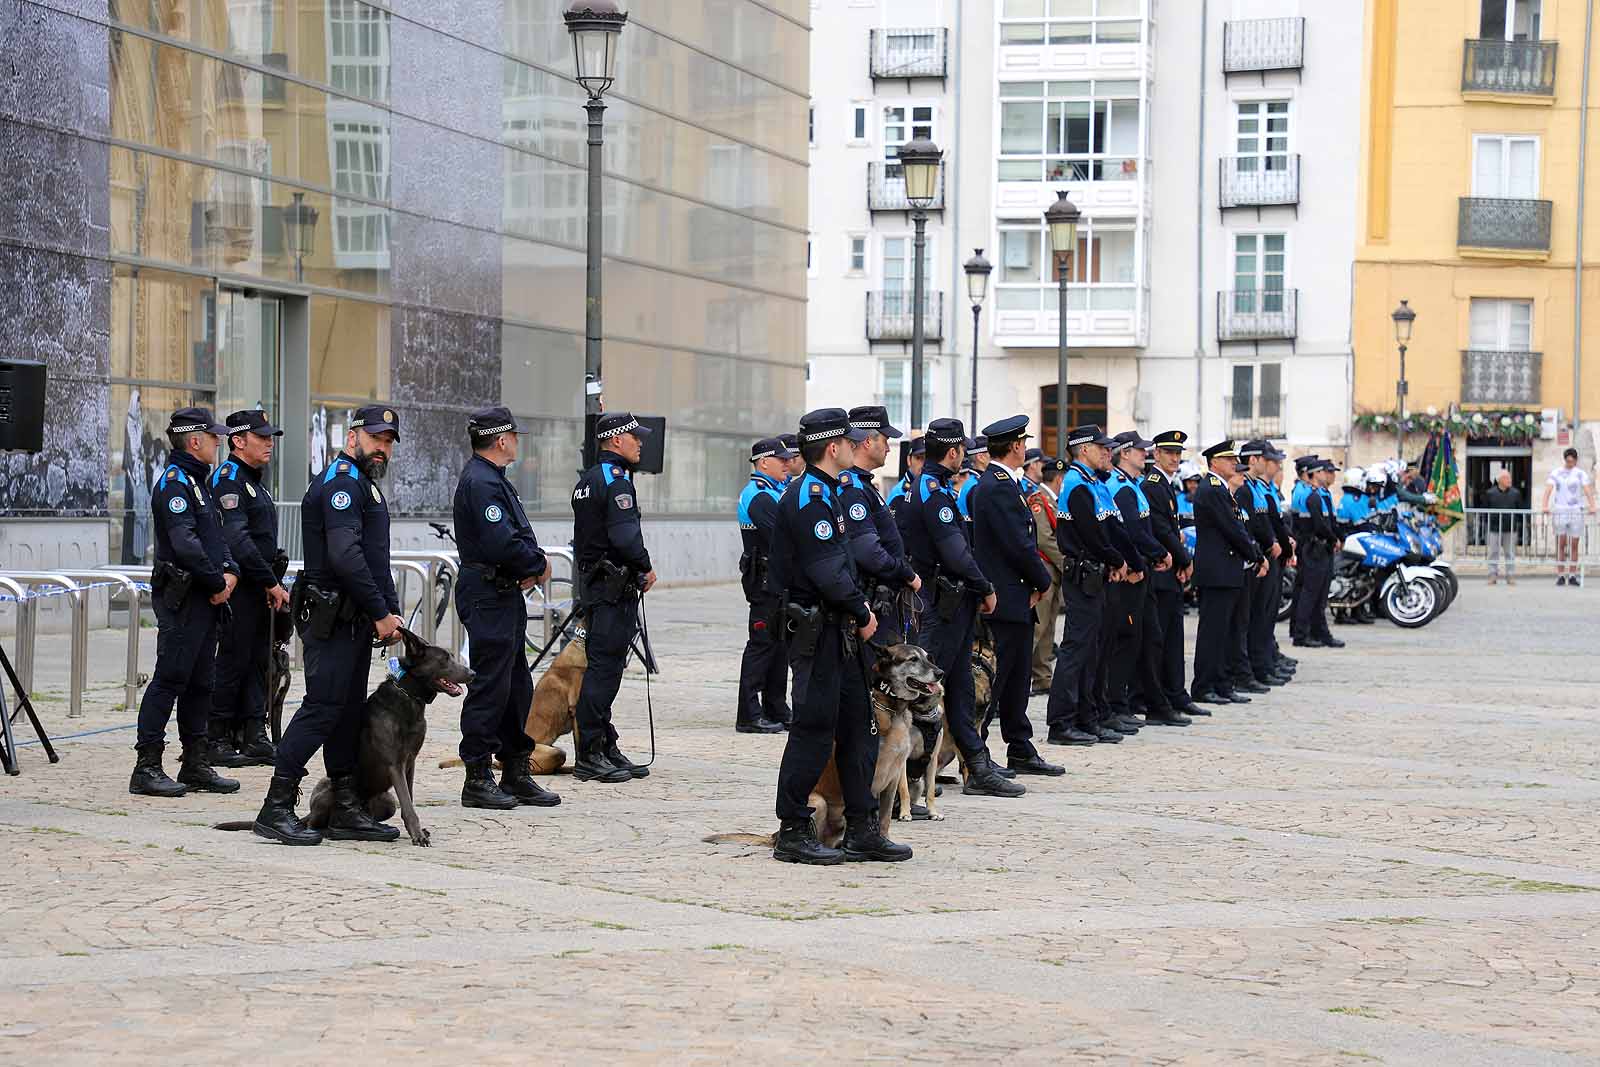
[
  {"xmin": 938, "ymin": 506, "xmax": 955, "ymax": 524},
  {"xmin": 813, "ymin": 519, "xmax": 834, "ymax": 540},
  {"xmin": 331, "ymin": 490, "xmax": 353, "ymax": 511},
  {"xmin": 848, "ymin": 502, "xmax": 868, "ymax": 522},
  {"xmin": 484, "ymin": 504, "xmax": 504, "ymax": 523},
  {"xmin": 167, "ymin": 495, "xmax": 188, "ymax": 514}
]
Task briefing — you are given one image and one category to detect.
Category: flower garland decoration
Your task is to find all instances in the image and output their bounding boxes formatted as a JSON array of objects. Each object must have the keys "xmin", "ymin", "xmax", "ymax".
[{"xmin": 1351, "ymin": 409, "xmax": 1541, "ymax": 443}]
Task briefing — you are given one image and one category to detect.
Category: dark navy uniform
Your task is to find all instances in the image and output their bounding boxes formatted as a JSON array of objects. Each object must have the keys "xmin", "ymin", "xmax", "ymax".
[
  {"xmin": 1105, "ymin": 433, "xmax": 1174, "ymax": 726},
  {"xmin": 887, "ymin": 436, "xmax": 925, "ymax": 541},
  {"xmin": 971, "ymin": 415, "xmax": 1057, "ymax": 774},
  {"xmin": 839, "ymin": 403, "xmax": 916, "ymax": 644},
  {"xmin": 1233, "ymin": 443, "xmax": 1279, "ymax": 687},
  {"xmin": 134, "ymin": 408, "xmax": 240, "ymax": 795},
  {"xmin": 1143, "ymin": 430, "xmax": 1194, "ymax": 712},
  {"xmin": 1288, "ymin": 458, "xmax": 1319, "ymax": 640},
  {"xmin": 1191, "ymin": 442, "xmax": 1264, "ymax": 701},
  {"xmin": 209, "ymin": 410, "xmax": 286, "ymax": 767},
  {"xmin": 454, "ymin": 409, "xmax": 549, "ymax": 774},
  {"xmin": 570, "ymin": 412, "xmax": 654, "ymax": 781},
  {"xmin": 736, "ymin": 437, "xmax": 792, "ymax": 732},
  {"xmin": 1294, "ymin": 462, "xmax": 1341, "ymax": 646}
]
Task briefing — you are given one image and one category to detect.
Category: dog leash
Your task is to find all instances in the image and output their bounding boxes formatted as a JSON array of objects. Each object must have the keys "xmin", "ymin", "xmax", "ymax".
[{"xmin": 635, "ymin": 590, "xmax": 657, "ymax": 768}]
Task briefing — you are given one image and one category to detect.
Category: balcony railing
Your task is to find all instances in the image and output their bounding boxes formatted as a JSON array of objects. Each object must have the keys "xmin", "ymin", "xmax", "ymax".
[
  {"xmin": 866, "ymin": 291, "xmax": 945, "ymax": 342},
  {"xmin": 1462, "ymin": 39, "xmax": 1557, "ymax": 96},
  {"xmin": 869, "ymin": 27, "xmax": 948, "ymax": 80},
  {"xmin": 1222, "ymin": 395, "xmax": 1286, "ymax": 439},
  {"xmin": 1217, "ymin": 289, "xmax": 1298, "ymax": 342},
  {"xmin": 1223, "ymin": 17, "xmax": 1304, "ymax": 74},
  {"xmin": 1219, "ymin": 155, "xmax": 1300, "ymax": 209},
  {"xmin": 1462, "ymin": 349, "xmax": 1543, "ymax": 405},
  {"xmin": 867, "ymin": 161, "xmax": 946, "ymax": 212},
  {"xmin": 1458, "ymin": 197, "xmax": 1553, "ymax": 253}
]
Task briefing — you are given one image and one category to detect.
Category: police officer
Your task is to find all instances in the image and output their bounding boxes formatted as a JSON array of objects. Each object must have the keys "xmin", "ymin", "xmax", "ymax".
[
  {"xmin": 779, "ymin": 433, "xmax": 805, "ymax": 483},
  {"xmin": 1287, "ymin": 455, "xmax": 1320, "ymax": 643},
  {"xmin": 252, "ymin": 405, "xmax": 405, "ymax": 845},
  {"xmin": 1028, "ymin": 458, "xmax": 1067, "ymax": 695},
  {"xmin": 1190, "ymin": 441, "xmax": 1266, "ymax": 705},
  {"xmin": 1143, "ymin": 431, "xmax": 1203, "ymax": 718},
  {"xmin": 955, "ymin": 437, "xmax": 982, "ymax": 518},
  {"xmin": 1022, "ymin": 447, "xmax": 1045, "ymax": 495},
  {"xmin": 1044, "ymin": 426, "xmax": 1127, "ymax": 746},
  {"xmin": 735, "ymin": 436, "xmax": 794, "ymax": 734},
  {"xmin": 887, "ymin": 436, "xmax": 925, "ymax": 536},
  {"xmin": 1294, "ymin": 459, "xmax": 1346, "ymax": 648},
  {"xmin": 971, "ymin": 415, "xmax": 1063, "ymax": 776},
  {"xmin": 1231, "ymin": 441, "xmax": 1279, "ymax": 694},
  {"xmin": 570, "ymin": 411, "xmax": 658, "ymax": 783},
  {"xmin": 132, "ymin": 408, "xmax": 241, "ymax": 798},
  {"xmin": 839, "ymin": 406, "xmax": 920, "ymax": 645},
  {"xmin": 1259, "ymin": 444, "xmax": 1300, "ymax": 675},
  {"xmin": 902, "ymin": 418, "xmax": 1023, "ymax": 797},
  {"xmin": 768, "ymin": 409, "xmax": 910, "ymax": 865},
  {"xmin": 454, "ymin": 406, "xmax": 560, "ymax": 809}
]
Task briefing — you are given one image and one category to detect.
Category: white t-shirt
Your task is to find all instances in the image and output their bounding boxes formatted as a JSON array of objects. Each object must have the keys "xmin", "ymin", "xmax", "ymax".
[{"xmin": 1547, "ymin": 465, "xmax": 1591, "ymax": 512}]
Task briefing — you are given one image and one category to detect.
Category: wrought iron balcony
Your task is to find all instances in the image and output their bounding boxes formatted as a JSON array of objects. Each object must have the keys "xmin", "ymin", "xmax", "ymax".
[
  {"xmin": 1457, "ymin": 197, "xmax": 1553, "ymax": 253},
  {"xmin": 1222, "ymin": 395, "xmax": 1286, "ymax": 439},
  {"xmin": 866, "ymin": 291, "xmax": 944, "ymax": 342},
  {"xmin": 869, "ymin": 27, "xmax": 949, "ymax": 80},
  {"xmin": 1219, "ymin": 155, "xmax": 1300, "ymax": 209},
  {"xmin": 1223, "ymin": 17, "xmax": 1304, "ymax": 74},
  {"xmin": 1461, "ymin": 349, "xmax": 1543, "ymax": 405},
  {"xmin": 1217, "ymin": 289, "xmax": 1298, "ymax": 343},
  {"xmin": 867, "ymin": 161, "xmax": 946, "ymax": 212},
  {"xmin": 1462, "ymin": 39, "xmax": 1557, "ymax": 96}
]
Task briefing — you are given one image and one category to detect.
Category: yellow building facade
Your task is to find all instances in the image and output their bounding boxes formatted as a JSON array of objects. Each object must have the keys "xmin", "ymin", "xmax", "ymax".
[{"xmin": 1354, "ymin": 0, "xmax": 1600, "ymax": 493}]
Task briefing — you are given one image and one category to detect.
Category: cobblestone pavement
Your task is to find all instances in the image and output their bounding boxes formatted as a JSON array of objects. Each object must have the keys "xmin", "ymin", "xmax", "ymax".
[{"xmin": 5, "ymin": 579, "xmax": 1600, "ymax": 1064}]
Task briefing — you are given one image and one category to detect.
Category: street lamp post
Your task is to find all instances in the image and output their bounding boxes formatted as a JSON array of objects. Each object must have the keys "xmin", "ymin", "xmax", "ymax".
[
  {"xmin": 963, "ymin": 249, "xmax": 991, "ymax": 429},
  {"xmin": 283, "ymin": 191, "xmax": 319, "ymax": 283},
  {"xmin": 564, "ymin": 1, "xmax": 628, "ymax": 467},
  {"xmin": 1045, "ymin": 190, "xmax": 1081, "ymax": 458},
  {"xmin": 899, "ymin": 137, "xmax": 942, "ymax": 433},
  {"xmin": 1392, "ymin": 299, "xmax": 1416, "ymax": 464}
]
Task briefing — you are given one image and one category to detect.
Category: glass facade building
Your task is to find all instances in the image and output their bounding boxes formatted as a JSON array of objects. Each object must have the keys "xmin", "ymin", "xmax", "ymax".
[{"xmin": 0, "ymin": 0, "xmax": 808, "ymax": 563}]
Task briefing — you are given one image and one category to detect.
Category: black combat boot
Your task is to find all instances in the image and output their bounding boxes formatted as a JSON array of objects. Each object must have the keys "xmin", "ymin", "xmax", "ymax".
[
  {"xmin": 238, "ymin": 718, "xmax": 276, "ymax": 765},
  {"xmin": 606, "ymin": 742, "xmax": 650, "ymax": 779},
  {"xmin": 736, "ymin": 711, "xmax": 785, "ymax": 734},
  {"xmin": 176, "ymin": 745, "xmax": 240, "ymax": 793},
  {"xmin": 252, "ymin": 775, "xmax": 323, "ymax": 845},
  {"xmin": 206, "ymin": 719, "xmax": 249, "ymax": 768},
  {"xmin": 962, "ymin": 750, "xmax": 1027, "ymax": 797},
  {"xmin": 499, "ymin": 751, "xmax": 562, "ymax": 807},
  {"xmin": 772, "ymin": 817, "xmax": 844, "ymax": 865},
  {"xmin": 573, "ymin": 746, "xmax": 633, "ymax": 783},
  {"xmin": 323, "ymin": 775, "xmax": 400, "ymax": 841},
  {"xmin": 461, "ymin": 756, "xmax": 519, "ymax": 810},
  {"xmin": 842, "ymin": 814, "xmax": 913, "ymax": 862},
  {"xmin": 129, "ymin": 743, "xmax": 187, "ymax": 798}
]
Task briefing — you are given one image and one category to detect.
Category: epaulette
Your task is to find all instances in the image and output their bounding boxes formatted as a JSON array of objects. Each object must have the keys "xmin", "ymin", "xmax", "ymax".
[
  {"xmin": 1208, "ymin": 473, "xmax": 1224, "ymax": 486},
  {"xmin": 611, "ymin": 466, "xmax": 623, "ymax": 477},
  {"xmin": 809, "ymin": 482, "xmax": 823, "ymax": 497},
  {"xmin": 994, "ymin": 467, "xmax": 1010, "ymax": 480}
]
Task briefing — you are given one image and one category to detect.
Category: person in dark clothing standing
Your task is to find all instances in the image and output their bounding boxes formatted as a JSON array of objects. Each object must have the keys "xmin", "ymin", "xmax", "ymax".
[
  {"xmin": 133, "ymin": 408, "xmax": 241, "ymax": 798},
  {"xmin": 1232, "ymin": 441, "xmax": 1282, "ymax": 692},
  {"xmin": 839, "ymin": 405, "xmax": 921, "ymax": 645},
  {"xmin": 1260, "ymin": 445, "xmax": 1300, "ymax": 676},
  {"xmin": 1142, "ymin": 431, "xmax": 1203, "ymax": 718},
  {"xmin": 1293, "ymin": 459, "xmax": 1345, "ymax": 648},
  {"xmin": 735, "ymin": 436, "xmax": 794, "ymax": 733},
  {"xmin": 1481, "ymin": 468, "xmax": 1525, "ymax": 585},
  {"xmin": 1190, "ymin": 441, "xmax": 1265, "ymax": 705}
]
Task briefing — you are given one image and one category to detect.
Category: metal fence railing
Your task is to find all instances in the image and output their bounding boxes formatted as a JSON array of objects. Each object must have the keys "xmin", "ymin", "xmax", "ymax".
[
  {"xmin": 1438, "ymin": 508, "xmax": 1598, "ymax": 575},
  {"xmin": 1462, "ymin": 38, "xmax": 1557, "ymax": 96}
]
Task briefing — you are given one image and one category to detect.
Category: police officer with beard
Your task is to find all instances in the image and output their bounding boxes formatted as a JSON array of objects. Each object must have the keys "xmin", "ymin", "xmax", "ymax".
[
  {"xmin": 838, "ymin": 405, "xmax": 920, "ymax": 645},
  {"xmin": 253, "ymin": 406, "xmax": 405, "ymax": 845},
  {"xmin": 570, "ymin": 412, "xmax": 658, "ymax": 784},
  {"xmin": 735, "ymin": 436, "xmax": 794, "ymax": 734}
]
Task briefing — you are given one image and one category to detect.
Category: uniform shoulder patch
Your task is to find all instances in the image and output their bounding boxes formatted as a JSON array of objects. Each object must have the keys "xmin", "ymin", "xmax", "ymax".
[
  {"xmin": 938, "ymin": 505, "xmax": 955, "ymax": 524},
  {"xmin": 615, "ymin": 494, "xmax": 634, "ymax": 510},
  {"xmin": 219, "ymin": 494, "xmax": 240, "ymax": 510},
  {"xmin": 331, "ymin": 490, "xmax": 353, "ymax": 511},
  {"xmin": 337, "ymin": 462, "xmax": 350, "ymax": 474},
  {"xmin": 848, "ymin": 502, "xmax": 868, "ymax": 522},
  {"xmin": 485, "ymin": 504, "xmax": 504, "ymax": 523},
  {"xmin": 813, "ymin": 519, "xmax": 834, "ymax": 540},
  {"xmin": 167, "ymin": 495, "xmax": 188, "ymax": 514}
]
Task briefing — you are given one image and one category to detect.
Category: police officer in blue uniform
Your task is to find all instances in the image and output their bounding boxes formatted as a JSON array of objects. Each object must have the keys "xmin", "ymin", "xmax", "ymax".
[
  {"xmin": 570, "ymin": 411, "xmax": 658, "ymax": 784},
  {"xmin": 971, "ymin": 415, "xmax": 1063, "ymax": 776},
  {"xmin": 778, "ymin": 432, "xmax": 805, "ymax": 483},
  {"xmin": 1143, "ymin": 430, "xmax": 1203, "ymax": 718},
  {"xmin": 1260, "ymin": 444, "xmax": 1301, "ymax": 673},
  {"xmin": 1021, "ymin": 447, "xmax": 1044, "ymax": 495},
  {"xmin": 1190, "ymin": 441, "xmax": 1266, "ymax": 705},
  {"xmin": 132, "ymin": 408, "xmax": 242, "ymax": 798},
  {"xmin": 207, "ymin": 409, "xmax": 290, "ymax": 769},
  {"xmin": 453, "ymin": 406, "xmax": 560, "ymax": 809},
  {"xmin": 1044, "ymin": 425, "xmax": 1128, "ymax": 746},
  {"xmin": 768, "ymin": 409, "xmax": 910, "ymax": 865},
  {"xmin": 839, "ymin": 405, "xmax": 920, "ymax": 645},
  {"xmin": 887, "ymin": 436, "xmax": 925, "ymax": 536},
  {"xmin": 1230, "ymin": 441, "xmax": 1280, "ymax": 694},
  {"xmin": 1287, "ymin": 455, "xmax": 1320, "ymax": 644},
  {"xmin": 253, "ymin": 405, "xmax": 405, "ymax": 845},
  {"xmin": 1294, "ymin": 459, "xmax": 1346, "ymax": 648},
  {"xmin": 902, "ymin": 418, "xmax": 1024, "ymax": 797},
  {"xmin": 735, "ymin": 436, "xmax": 794, "ymax": 734}
]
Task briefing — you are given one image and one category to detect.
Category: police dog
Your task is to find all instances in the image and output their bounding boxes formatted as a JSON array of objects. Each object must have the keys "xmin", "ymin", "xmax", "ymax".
[
  {"xmin": 705, "ymin": 643, "xmax": 942, "ymax": 849},
  {"xmin": 905, "ymin": 622, "xmax": 995, "ymax": 817},
  {"xmin": 437, "ymin": 630, "xmax": 585, "ymax": 775}
]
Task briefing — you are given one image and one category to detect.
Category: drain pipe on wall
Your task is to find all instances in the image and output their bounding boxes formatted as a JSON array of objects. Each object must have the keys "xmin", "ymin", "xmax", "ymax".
[
  {"xmin": 1575, "ymin": 0, "xmax": 1594, "ymax": 441},
  {"xmin": 950, "ymin": 0, "xmax": 964, "ymax": 418},
  {"xmin": 1194, "ymin": 0, "xmax": 1209, "ymax": 441}
]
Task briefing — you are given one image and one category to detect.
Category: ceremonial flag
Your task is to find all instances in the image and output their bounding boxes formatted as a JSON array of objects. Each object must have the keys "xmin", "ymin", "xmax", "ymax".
[{"xmin": 1426, "ymin": 430, "xmax": 1465, "ymax": 530}]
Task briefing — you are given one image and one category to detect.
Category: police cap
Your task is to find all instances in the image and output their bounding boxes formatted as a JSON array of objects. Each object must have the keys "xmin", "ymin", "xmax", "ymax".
[
  {"xmin": 750, "ymin": 436, "xmax": 794, "ymax": 462},
  {"xmin": 468, "ymin": 405, "xmax": 527, "ymax": 441},
  {"xmin": 224, "ymin": 409, "xmax": 283, "ymax": 438},
  {"xmin": 980, "ymin": 415, "xmax": 1030, "ymax": 450},
  {"xmin": 1263, "ymin": 442, "xmax": 1287, "ymax": 461},
  {"xmin": 798, "ymin": 408, "xmax": 869, "ymax": 445},
  {"xmin": 969, "ymin": 434, "xmax": 989, "ymax": 455},
  {"xmin": 1151, "ymin": 429, "xmax": 1189, "ymax": 451},
  {"xmin": 1317, "ymin": 458, "xmax": 1341, "ymax": 473},
  {"xmin": 351, "ymin": 404, "xmax": 401, "ymax": 439},
  {"xmin": 925, "ymin": 418, "xmax": 966, "ymax": 445},
  {"xmin": 1067, "ymin": 424, "xmax": 1114, "ymax": 448},
  {"xmin": 1294, "ymin": 454, "xmax": 1322, "ymax": 472},
  {"xmin": 167, "ymin": 406, "xmax": 229, "ymax": 437},
  {"xmin": 595, "ymin": 411, "xmax": 652, "ymax": 441},
  {"xmin": 1040, "ymin": 457, "xmax": 1067, "ymax": 478},
  {"xmin": 1237, "ymin": 439, "xmax": 1268, "ymax": 459},
  {"xmin": 908, "ymin": 437, "xmax": 926, "ymax": 457},
  {"xmin": 779, "ymin": 433, "xmax": 799, "ymax": 453},
  {"xmin": 1111, "ymin": 430, "xmax": 1155, "ymax": 453},
  {"xmin": 1201, "ymin": 439, "xmax": 1238, "ymax": 460},
  {"xmin": 848, "ymin": 405, "xmax": 903, "ymax": 439},
  {"xmin": 1024, "ymin": 446, "xmax": 1044, "ymax": 464}
]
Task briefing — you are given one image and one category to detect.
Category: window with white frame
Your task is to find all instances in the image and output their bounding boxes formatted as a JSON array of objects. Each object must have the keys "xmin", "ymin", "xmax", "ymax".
[
  {"xmin": 848, "ymin": 235, "xmax": 867, "ymax": 274},
  {"xmin": 1234, "ymin": 100, "xmax": 1290, "ymax": 173},
  {"xmin": 326, "ymin": 0, "xmax": 390, "ymax": 102},
  {"xmin": 1469, "ymin": 298, "xmax": 1533, "ymax": 351},
  {"xmin": 1472, "ymin": 135, "xmax": 1539, "ymax": 198},
  {"xmin": 994, "ymin": 219, "xmax": 1137, "ymax": 312},
  {"xmin": 1229, "ymin": 363, "xmax": 1283, "ymax": 422},
  {"xmin": 880, "ymin": 360, "xmax": 935, "ymax": 431},
  {"xmin": 330, "ymin": 120, "xmax": 390, "ymax": 265},
  {"xmin": 851, "ymin": 105, "xmax": 868, "ymax": 142},
  {"xmin": 882, "ymin": 104, "xmax": 935, "ymax": 177},
  {"xmin": 880, "ymin": 234, "xmax": 935, "ymax": 305},
  {"xmin": 1231, "ymin": 233, "xmax": 1286, "ymax": 312},
  {"xmin": 997, "ymin": 80, "xmax": 1141, "ymax": 182},
  {"xmin": 998, "ymin": 0, "xmax": 1143, "ymax": 46}
]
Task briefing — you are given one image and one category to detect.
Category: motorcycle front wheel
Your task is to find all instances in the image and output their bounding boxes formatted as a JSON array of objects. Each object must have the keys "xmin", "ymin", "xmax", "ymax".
[{"xmin": 1383, "ymin": 577, "xmax": 1438, "ymax": 628}]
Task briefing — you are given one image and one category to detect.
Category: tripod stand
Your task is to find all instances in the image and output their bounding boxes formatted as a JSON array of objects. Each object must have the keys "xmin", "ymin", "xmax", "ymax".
[{"xmin": 0, "ymin": 639, "xmax": 58, "ymax": 775}]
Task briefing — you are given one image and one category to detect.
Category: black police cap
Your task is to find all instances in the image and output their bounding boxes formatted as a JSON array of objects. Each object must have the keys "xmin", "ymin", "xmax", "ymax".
[
  {"xmin": 981, "ymin": 414, "xmax": 1030, "ymax": 449},
  {"xmin": 468, "ymin": 405, "xmax": 527, "ymax": 440},
  {"xmin": 1066, "ymin": 424, "xmax": 1113, "ymax": 448},
  {"xmin": 351, "ymin": 404, "xmax": 401, "ymax": 439},
  {"xmin": 1111, "ymin": 430, "xmax": 1155, "ymax": 453},
  {"xmin": 1238, "ymin": 439, "xmax": 1269, "ymax": 459},
  {"xmin": 224, "ymin": 409, "xmax": 283, "ymax": 438},
  {"xmin": 1294, "ymin": 454, "xmax": 1321, "ymax": 471},
  {"xmin": 969, "ymin": 434, "xmax": 989, "ymax": 455},
  {"xmin": 1040, "ymin": 457, "xmax": 1067, "ymax": 477},
  {"xmin": 1024, "ymin": 447, "xmax": 1044, "ymax": 464},
  {"xmin": 797, "ymin": 408, "xmax": 869, "ymax": 445},
  {"xmin": 595, "ymin": 411, "xmax": 651, "ymax": 440},
  {"xmin": 925, "ymin": 418, "xmax": 966, "ymax": 445},
  {"xmin": 750, "ymin": 436, "xmax": 794, "ymax": 462},
  {"xmin": 848, "ymin": 405, "xmax": 903, "ymax": 439},
  {"xmin": 167, "ymin": 406, "xmax": 229, "ymax": 436},
  {"xmin": 1201, "ymin": 439, "xmax": 1238, "ymax": 460},
  {"xmin": 1151, "ymin": 429, "xmax": 1189, "ymax": 450},
  {"xmin": 908, "ymin": 437, "xmax": 926, "ymax": 456}
]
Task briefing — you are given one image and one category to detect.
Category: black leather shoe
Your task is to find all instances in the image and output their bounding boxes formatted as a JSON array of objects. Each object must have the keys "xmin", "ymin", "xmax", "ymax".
[
  {"xmin": 962, "ymin": 752, "xmax": 1027, "ymax": 797},
  {"xmin": 238, "ymin": 720, "xmax": 276, "ymax": 765},
  {"xmin": 773, "ymin": 818, "xmax": 843, "ymax": 865},
  {"xmin": 1190, "ymin": 690, "xmax": 1229, "ymax": 705},
  {"xmin": 462, "ymin": 757, "xmax": 519, "ymax": 810},
  {"xmin": 176, "ymin": 747, "xmax": 240, "ymax": 794},
  {"xmin": 1253, "ymin": 675, "xmax": 1288, "ymax": 687},
  {"xmin": 1144, "ymin": 709, "xmax": 1191, "ymax": 726},
  {"xmin": 994, "ymin": 764, "xmax": 1019, "ymax": 779},
  {"xmin": 607, "ymin": 743, "xmax": 649, "ymax": 779},
  {"xmin": 767, "ymin": 702, "xmax": 793, "ymax": 727},
  {"xmin": 1046, "ymin": 728, "xmax": 1099, "ymax": 745},
  {"xmin": 324, "ymin": 776, "xmax": 400, "ymax": 842},
  {"xmin": 500, "ymin": 753, "xmax": 561, "ymax": 807},
  {"xmin": 736, "ymin": 716, "xmax": 785, "ymax": 734},
  {"xmin": 574, "ymin": 749, "xmax": 634, "ymax": 783},
  {"xmin": 252, "ymin": 775, "xmax": 322, "ymax": 846},
  {"xmin": 1112, "ymin": 715, "xmax": 1143, "ymax": 733},
  {"xmin": 1235, "ymin": 680, "xmax": 1270, "ymax": 694},
  {"xmin": 207, "ymin": 727, "xmax": 250, "ymax": 769},
  {"xmin": 1093, "ymin": 727, "xmax": 1124, "ymax": 743},
  {"xmin": 1171, "ymin": 699, "xmax": 1206, "ymax": 716},
  {"xmin": 842, "ymin": 816, "xmax": 913, "ymax": 862},
  {"xmin": 1007, "ymin": 752, "xmax": 1066, "ymax": 776},
  {"xmin": 129, "ymin": 744, "xmax": 186, "ymax": 798},
  {"xmin": 1292, "ymin": 638, "xmax": 1326, "ymax": 648},
  {"xmin": 1185, "ymin": 703, "xmax": 1213, "ymax": 716},
  {"xmin": 1217, "ymin": 689, "xmax": 1252, "ymax": 704},
  {"xmin": 1317, "ymin": 636, "xmax": 1346, "ymax": 648},
  {"xmin": 1277, "ymin": 656, "xmax": 1299, "ymax": 668}
]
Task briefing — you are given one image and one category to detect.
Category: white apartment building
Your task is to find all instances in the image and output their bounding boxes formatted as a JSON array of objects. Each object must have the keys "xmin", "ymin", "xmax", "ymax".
[{"xmin": 808, "ymin": 1, "xmax": 1360, "ymax": 455}]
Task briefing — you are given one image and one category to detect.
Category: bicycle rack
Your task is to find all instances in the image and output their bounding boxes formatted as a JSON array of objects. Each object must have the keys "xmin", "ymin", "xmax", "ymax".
[
  {"xmin": 0, "ymin": 573, "xmax": 88, "ymax": 718},
  {"xmin": 0, "ymin": 576, "xmax": 34, "ymax": 698},
  {"xmin": 390, "ymin": 560, "xmax": 432, "ymax": 640},
  {"xmin": 531, "ymin": 547, "xmax": 577, "ymax": 651},
  {"xmin": 392, "ymin": 551, "xmax": 461, "ymax": 650}
]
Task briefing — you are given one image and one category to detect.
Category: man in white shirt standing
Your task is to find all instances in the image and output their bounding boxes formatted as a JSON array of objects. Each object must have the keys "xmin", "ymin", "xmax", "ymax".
[{"xmin": 1541, "ymin": 448, "xmax": 1596, "ymax": 586}]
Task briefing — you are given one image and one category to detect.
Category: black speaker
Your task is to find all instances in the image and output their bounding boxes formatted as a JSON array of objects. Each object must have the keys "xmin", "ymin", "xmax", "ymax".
[
  {"xmin": 634, "ymin": 415, "xmax": 667, "ymax": 474},
  {"xmin": 0, "ymin": 359, "xmax": 47, "ymax": 454}
]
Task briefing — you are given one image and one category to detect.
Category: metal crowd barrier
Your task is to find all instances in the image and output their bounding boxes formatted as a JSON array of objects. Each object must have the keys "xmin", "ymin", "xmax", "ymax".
[
  {"xmin": 0, "ymin": 572, "xmax": 98, "ymax": 718},
  {"xmin": 1440, "ymin": 508, "xmax": 1597, "ymax": 576},
  {"xmin": 530, "ymin": 547, "xmax": 577, "ymax": 652},
  {"xmin": 391, "ymin": 551, "xmax": 461, "ymax": 650}
]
